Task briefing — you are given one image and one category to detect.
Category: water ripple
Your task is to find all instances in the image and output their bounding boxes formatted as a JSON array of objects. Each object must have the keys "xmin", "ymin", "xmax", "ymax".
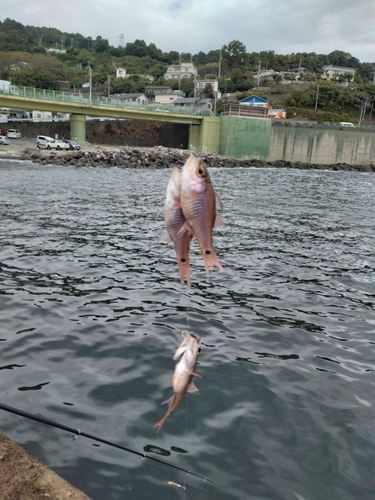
[{"xmin": 0, "ymin": 162, "xmax": 374, "ymax": 499}]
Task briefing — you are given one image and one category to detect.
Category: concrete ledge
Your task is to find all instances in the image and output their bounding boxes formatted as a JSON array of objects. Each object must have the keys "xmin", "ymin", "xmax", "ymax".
[{"xmin": 0, "ymin": 432, "xmax": 91, "ymax": 500}]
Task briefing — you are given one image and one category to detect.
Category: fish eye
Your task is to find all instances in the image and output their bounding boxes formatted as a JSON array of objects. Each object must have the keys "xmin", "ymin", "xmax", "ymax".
[{"xmin": 196, "ymin": 166, "xmax": 206, "ymax": 177}]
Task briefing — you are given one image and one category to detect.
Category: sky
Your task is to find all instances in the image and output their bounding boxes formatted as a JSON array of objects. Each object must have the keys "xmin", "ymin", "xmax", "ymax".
[{"xmin": 2, "ymin": 0, "xmax": 375, "ymax": 63}]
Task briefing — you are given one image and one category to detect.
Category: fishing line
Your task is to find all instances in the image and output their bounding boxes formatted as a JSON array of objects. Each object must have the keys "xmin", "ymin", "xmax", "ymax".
[{"xmin": 0, "ymin": 402, "xmax": 215, "ymax": 485}]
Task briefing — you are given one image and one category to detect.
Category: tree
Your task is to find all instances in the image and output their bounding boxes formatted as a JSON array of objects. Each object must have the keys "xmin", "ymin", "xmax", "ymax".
[
  {"xmin": 125, "ymin": 39, "xmax": 148, "ymax": 58},
  {"xmin": 94, "ymin": 36, "xmax": 109, "ymax": 53},
  {"xmin": 203, "ymin": 83, "xmax": 214, "ymax": 98},
  {"xmin": 10, "ymin": 66, "xmax": 58, "ymax": 89},
  {"xmin": 222, "ymin": 40, "xmax": 247, "ymax": 68}
]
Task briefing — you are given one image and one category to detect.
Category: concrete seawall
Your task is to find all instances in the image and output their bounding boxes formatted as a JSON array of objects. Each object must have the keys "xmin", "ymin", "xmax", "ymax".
[
  {"xmin": 269, "ymin": 126, "xmax": 375, "ymax": 165},
  {"xmin": 0, "ymin": 431, "xmax": 91, "ymax": 499},
  {"xmin": 2, "ymin": 120, "xmax": 375, "ymax": 165}
]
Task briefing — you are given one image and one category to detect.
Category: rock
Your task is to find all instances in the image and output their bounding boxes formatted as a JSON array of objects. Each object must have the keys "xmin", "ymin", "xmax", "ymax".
[{"xmin": 14, "ymin": 144, "xmax": 375, "ymax": 172}]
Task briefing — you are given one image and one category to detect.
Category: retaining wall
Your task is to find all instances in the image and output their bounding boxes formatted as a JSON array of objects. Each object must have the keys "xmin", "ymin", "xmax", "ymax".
[{"xmin": 269, "ymin": 126, "xmax": 375, "ymax": 164}]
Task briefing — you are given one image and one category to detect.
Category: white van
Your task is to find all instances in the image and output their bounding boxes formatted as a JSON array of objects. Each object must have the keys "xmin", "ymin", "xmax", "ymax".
[
  {"xmin": 36, "ymin": 135, "xmax": 57, "ymax": 149},
  {"xmin": 7, "ymin": 129, "xmax": 21, "ymax": 139},
  {"xmin": 339, "ymin": 122, "xmax": 355, "ymax": 128}
]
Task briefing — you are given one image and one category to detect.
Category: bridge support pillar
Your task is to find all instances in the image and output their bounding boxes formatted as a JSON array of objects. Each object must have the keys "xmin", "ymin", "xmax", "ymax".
[
  {"xmin": 188, "ymin": 124, "xmax": 200, "ymax": 151},
  {"xmin": 70, "ymin": 114, "xmax": 86, "ymax": 142},
  {"xmin": 189, "ymin": 117, "xmax": 221, "ymax": 154}
]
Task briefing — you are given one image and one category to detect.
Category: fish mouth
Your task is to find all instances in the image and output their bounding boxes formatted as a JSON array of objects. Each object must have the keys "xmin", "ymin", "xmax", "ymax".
[{"xmin": 181, "ymin": 330, "xmax": 200, "ymax": 341}]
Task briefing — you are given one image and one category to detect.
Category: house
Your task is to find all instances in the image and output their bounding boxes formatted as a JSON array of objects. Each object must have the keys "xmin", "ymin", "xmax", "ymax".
[
  {"xmin": 145, "ymin": 85, "xmax": 173, "ymax": 102},
  {"xmin": 173, "ymin": 97, "xmax": 214, "ymax": 110},
  {"xmin": 173, "ymin": 97, "xmax": 200, "ymax": 107},
  {"xmin": 223, "ymin": 95, "xmax": 286, "ymax": 119},
  {"xmin": 155, "ymin": 90, "xmax": 185, "ymax": 105},
  {"xmin": 164, "ymin": 62, "xmax": 198, "ymax": 80},
  {"xmin": 322, "ymin": 65, "xmax": 356, "ymax": 81},
  {"xmin": 195, "ymin": 79, "xmax": 219, "ymax": 96},
  {"xmin": 109, "ymin": 93, "xmax": 148, "ymax": 105},
  {"xmin": 239, "ymin": 95, "xmax": 272, "ymax": 108},
  {"xmin": 116, "ymin": 68, "xmax": 126, "ymax": 78},
  {"xmin": 268, "ymin": 107, "xmax": 287, "ymax": 119},
  {"xmin": 288, "ymin": 67, "xmax": 308, "ymax": 74}
]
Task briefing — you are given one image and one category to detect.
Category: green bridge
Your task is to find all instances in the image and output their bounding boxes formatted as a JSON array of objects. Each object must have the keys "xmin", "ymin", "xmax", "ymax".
[{"xmin": 0, "ymin": 86, "xmax": 271, "ymax": 159}]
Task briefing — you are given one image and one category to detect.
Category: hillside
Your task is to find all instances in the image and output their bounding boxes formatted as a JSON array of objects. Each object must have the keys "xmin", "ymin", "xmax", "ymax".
[{"xmin": 0, "ymin": 18, "xmax": 374, "ymax": 122}]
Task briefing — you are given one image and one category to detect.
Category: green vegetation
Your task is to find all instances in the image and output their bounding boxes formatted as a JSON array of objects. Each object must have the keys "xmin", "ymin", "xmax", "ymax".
[{"xmin": 0, "ymin": 18, "xmax": 374, "ymax": 120}]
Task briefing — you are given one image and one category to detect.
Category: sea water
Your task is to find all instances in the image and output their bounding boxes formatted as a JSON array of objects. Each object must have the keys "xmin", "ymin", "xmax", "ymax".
[{"xmin": 0, "ymin": 160, "xmax": 374, "ymax": 500}]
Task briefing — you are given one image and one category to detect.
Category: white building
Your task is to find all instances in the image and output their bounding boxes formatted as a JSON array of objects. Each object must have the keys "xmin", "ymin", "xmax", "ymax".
[
  {"xmin": 195, "ymin": 79, "xmax": 219, "ymax": 96},
  {"xmin": 322, "ymin": 65, "xmax": 356, "ymax": 81},
  {"xmin": 154, "ymin": 90, "xmax": 185, "ymax": 105},
  {"xmin": 116, "ymin": 68, "xmax": 126, "ymax": 78},
  {"xmin": 109, "ymin": 93, "xmax": 148, "ymax": 105},
  {"xmin": 164, "ymin": 62, "xmax": 198, "ymax": 80}
]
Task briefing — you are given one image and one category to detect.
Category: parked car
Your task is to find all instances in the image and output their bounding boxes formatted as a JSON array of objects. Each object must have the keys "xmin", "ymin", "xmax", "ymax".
[
  {"xmin": 55, "ymin": 139, "xmax": 70, "ymax": 150},
  {"xmin": 63, "ymin": 139, "xmax": 81, "ymax": 150},
  {"xmin": 0, "ymin": 130, "xmax": 7, "ymax": 136},
  {"xmin": 339, "ymin": 122, "xmax": 356, "ymax": 128},
  {"xmin": 7, "ymin": 129, "xmax": 21, "ymax": 139},
  {"xmin": 36, "ymin": 135, "xmax": 57, "ymax": 150},
  {"xmin": 0, "ymin": 136, "xmax": 9, "ymax": 145},
  {"xmin": 82, "ymin": 83, "xmax": 90, "ymax": 88}
]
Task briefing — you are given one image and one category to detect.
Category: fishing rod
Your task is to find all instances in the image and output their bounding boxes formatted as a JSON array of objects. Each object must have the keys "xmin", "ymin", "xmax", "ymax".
[{"xmin": 0, "ymin": 402, "xmax": 215, "ymax": 485}]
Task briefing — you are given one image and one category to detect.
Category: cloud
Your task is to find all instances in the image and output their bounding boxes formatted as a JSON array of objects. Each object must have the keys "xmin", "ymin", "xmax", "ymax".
[{"xmin": 1, "ymin": 0, "xmax": 374, "ymax": 62}]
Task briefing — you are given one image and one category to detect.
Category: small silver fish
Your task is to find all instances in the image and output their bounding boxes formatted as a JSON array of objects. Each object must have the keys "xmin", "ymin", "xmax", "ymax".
[{"xmin": 154, "ymin": 331, "xmax": 201, "ymax": 433}]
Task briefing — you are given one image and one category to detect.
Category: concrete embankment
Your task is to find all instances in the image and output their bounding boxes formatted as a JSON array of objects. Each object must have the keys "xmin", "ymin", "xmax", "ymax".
[
  {"xmin": 1, "ymin": 139, "xmax": 374, "ymax": 171},
  {"xmin": 0, "ymin": 432, "xmax": 91, "ymax": 500}
]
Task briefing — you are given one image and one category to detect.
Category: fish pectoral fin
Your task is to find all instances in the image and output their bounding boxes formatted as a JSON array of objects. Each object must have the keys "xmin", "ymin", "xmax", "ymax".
[
  {"xmin": 215, "ymin": 192, "xmax": 224, "ymax": 210},
  {"xmin": 190, "ymin": 370, "xmax": 202, "ymax": 378},
  {"xmin": 173, "ymin": 346, "xmax": 187, "ymax": 360},
  {"xmin": 187, "ymin": 381, "xmax": 199, "ymax": 393},
  {"xmin": 159, "ymin": 231, "xmax": 172, "ymax": 243},
  {"xmin": 214, "ymin": 214, "xmax": 225, "ymax": 228},
  {"xmin": 177, "ymin": 221, "xmax": 194, "ymax": 238}
]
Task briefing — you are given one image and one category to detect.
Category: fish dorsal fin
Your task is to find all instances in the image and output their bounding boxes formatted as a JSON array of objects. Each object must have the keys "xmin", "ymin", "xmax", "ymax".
[
  {"xmin": 214, "ymin": 214, "xmax": 225, "ymax": 228},
  {"xmin": 215, "ymin": 192, "xmax": 224, "ymax": 210}
]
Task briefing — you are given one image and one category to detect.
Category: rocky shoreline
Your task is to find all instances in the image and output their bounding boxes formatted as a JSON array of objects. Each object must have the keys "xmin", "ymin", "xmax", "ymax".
[{"xmin": 3, "ymin": 142, "xmax": 375, "ymax": 172}]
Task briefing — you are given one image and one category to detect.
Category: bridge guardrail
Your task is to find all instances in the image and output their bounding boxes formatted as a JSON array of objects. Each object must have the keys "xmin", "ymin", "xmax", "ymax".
[{"xmin": 0, "ymin": 86, "xmax": 209, "ymax": 118}]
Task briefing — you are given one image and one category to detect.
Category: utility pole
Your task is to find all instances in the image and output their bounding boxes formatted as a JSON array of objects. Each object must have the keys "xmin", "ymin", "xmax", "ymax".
[
  {"xmin": 315, "ymin": 84, "xmax": 319, "ymax": 111},
  {"xmin": 218, "ymin": 49, "xmax": 222, "ymax": 79},
  {"xmin": 179, "ymin": 53, "xmax": 182, "ymax": 92},
  {"xmin": 257, "ymin": 61, "xmax": 261, "ymax": 86},
  {"xmin": 88, "ymin": 61, "xmax": 92, "ymax": 105},
  {"xmin": 107, "ymin": 75, "xmax": 111, "ymax": 98}
]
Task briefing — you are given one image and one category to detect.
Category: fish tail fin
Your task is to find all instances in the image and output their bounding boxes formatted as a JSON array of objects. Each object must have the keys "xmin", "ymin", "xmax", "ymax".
[
  {"xmin": 177, "ymin": 259, "xmax": 191, "ymax": 286},
  {"xmin": 154, "ymin": 394, "xmax": 176, "ymax": 433},
  {"xmin": 154, "ymin": 415, "xmax": 169, "ymax": 434},
  {"xmin": 202, "ymin": 251, "xmax": 226, "ymax": 277}
]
